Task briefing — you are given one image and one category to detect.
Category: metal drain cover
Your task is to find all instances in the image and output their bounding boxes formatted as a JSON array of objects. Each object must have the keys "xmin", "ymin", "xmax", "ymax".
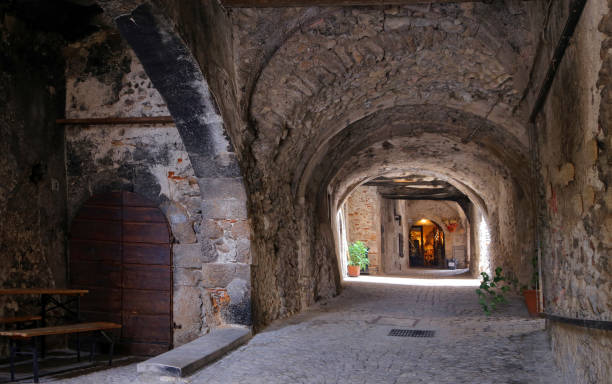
[{"xmin": 388, "ymin": 329, "xmax": 435, "ymax": 338}]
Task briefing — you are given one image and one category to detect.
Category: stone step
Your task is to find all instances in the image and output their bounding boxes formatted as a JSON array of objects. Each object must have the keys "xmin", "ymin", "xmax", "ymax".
[{"xmin": 137, "ymin": 326, "xmax": 251, "ymax": 378}]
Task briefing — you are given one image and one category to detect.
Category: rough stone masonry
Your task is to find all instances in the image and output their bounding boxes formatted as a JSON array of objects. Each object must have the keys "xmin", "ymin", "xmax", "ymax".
[{"xmin": 0, "ymin": 1, "xmax": 610, "ymax": 383}]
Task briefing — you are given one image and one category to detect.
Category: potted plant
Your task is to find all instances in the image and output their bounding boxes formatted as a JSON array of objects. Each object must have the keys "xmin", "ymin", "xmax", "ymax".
[
  {"xmin": 348, "ymin": 241, "xmax": 370, "ymax": 277},
  {"xmin": 522, "ymin": 255, "xmax": 542, "ymax": 316}
]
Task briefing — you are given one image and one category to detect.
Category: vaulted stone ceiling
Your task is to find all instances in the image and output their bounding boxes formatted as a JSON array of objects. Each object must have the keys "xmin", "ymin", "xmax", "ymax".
[{"xmin": 229, "ymin": 3, "xmax": 536, "ymax": 211}]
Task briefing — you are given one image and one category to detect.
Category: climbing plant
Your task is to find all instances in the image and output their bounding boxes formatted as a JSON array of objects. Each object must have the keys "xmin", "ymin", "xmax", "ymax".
[{"xmin": 475, "ymin": 267, "xmax": 511, "ymax": 315}]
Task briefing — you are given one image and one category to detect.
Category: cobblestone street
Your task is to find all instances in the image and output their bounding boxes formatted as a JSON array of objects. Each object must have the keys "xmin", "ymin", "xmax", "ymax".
[{"xmin": 48, "ymin": 273, "xmax": 563, "ymax": 384}]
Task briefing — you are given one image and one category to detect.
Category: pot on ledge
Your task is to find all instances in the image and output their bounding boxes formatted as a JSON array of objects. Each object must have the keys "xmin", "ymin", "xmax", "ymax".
[
  {"xmin": 523, "ymin": 289, "xmax": 542, "ymax": 316},
  {"xmin": 347, "ymin": 265, "xmax": 360, "ymax": 277}
]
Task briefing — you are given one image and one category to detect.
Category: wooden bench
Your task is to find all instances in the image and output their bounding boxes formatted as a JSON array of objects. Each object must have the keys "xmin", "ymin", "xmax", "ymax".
[
  {"xmin": 0, "ymin": 322, "xmax": 121, "ymax": 383},
  {"xmin": 0, "ymin": 315, "xmax": 42, "ymax": 325}
]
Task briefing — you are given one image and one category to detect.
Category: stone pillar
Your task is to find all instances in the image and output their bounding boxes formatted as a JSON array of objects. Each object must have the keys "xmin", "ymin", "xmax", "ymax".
[{"xmin": 116, "ymin": 3, "xmax": 252, "ymax": 334}]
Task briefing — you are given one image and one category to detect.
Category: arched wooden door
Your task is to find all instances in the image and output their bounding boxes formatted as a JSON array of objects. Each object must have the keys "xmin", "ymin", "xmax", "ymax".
[{"xmin": 69, "ymin": 191, "xmax": 172, "ymax": 356}]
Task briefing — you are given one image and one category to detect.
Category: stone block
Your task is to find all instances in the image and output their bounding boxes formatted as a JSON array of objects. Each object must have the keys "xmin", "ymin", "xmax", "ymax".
[
  {"xmin": 173, "ymin": 243, "xmax": 203, "ymax": 268},
  {"xmin": 225, "ymin": 278, "xmax": 252, "ymax": 325},
  {"xmin": 189, "ymin": 152, "xmax": 243, "ymax": 179},
  {"xmin": 162, "ymin": 201, "xmax": 197, "ymax": 244},
  {"xmin": 235, "ymin": 239, "xmax": 251, "ymax": 264},
  {"xmin": 226, "ymin": 278, "xmax": 250, "ymax": 304},
  {"xmin": 202, "ymin": 219, "xmax": 224, "ymax": 240},
  {"xmin": 202, "ymin": 262, "xmax": 250, "ymax": 288},
  {"xmin": 200, "ymin": 240, "xmax": 219, "ymax": 263},
  {"xmin": 172, "ymin": 285, "xmax": 204, "ymax": 346},
  {"xmin": 174, "ymin": 267, "xmax": 202, "ymax": 286},
  {"xmin": 202, "ymin": 199, "xmax": 247, "ymax": 220},
  {"xmin": 557, "ymin": 162, "xmax": 575, "ymax": 186},
  {"xmin": 171, "ymin": 222, "xmax": 197, "ymax": 244},
  {"xmin": 228, "ymin": 219, "xmax": 251, "ymax": 240},
  {"xmin": 383, "ymin": 17, "xmax": 411, "ymax": 31},
  {"xmin": 198, "ymin": 177, "xmax": 247, "ymax": 200}
]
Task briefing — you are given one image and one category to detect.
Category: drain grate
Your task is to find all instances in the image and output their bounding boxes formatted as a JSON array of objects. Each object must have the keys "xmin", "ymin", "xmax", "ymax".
[{"xmin": 388, "ymin": 329, "xmax": 435, "ymax": 338}]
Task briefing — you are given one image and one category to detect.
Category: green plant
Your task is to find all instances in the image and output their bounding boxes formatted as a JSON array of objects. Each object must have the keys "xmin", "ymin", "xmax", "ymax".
[
  {"xmin": 475, "ymin": 267, "xmax": 510, "ymax": 315},
  {"xmin": 348, "ymin": 241, "xmax": 370, "ymax": 271}
]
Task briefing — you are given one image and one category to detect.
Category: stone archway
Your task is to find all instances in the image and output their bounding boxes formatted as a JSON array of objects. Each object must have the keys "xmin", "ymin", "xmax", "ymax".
[{"xmin": 115, "ymin": 5, "xmax": 252, "ymax": 330}]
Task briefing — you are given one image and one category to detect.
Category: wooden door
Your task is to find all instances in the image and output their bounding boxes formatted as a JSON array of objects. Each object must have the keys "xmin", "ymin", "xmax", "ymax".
[
  {"xmin": 409, "ymin": 226, "xmax": 424, "ymax": 267},
  {"xmin": 70, "ymin": 191, "xmax": 172, "ymax": 356}
]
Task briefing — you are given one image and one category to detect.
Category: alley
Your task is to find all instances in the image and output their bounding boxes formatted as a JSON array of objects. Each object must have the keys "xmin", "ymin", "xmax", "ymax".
[{"xmin": 51, "ymin": 274, "xmax": 562, "ymax": 384}]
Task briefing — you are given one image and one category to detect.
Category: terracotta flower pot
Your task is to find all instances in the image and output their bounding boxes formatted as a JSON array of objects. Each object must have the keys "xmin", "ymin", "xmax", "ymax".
[
  {"xmin": 347, "ymin": 265, "xmax": 361, "ymax": 277},
  {"xmin": 523, "ymin": 289, "xmax": 542, "ymax": 316}
]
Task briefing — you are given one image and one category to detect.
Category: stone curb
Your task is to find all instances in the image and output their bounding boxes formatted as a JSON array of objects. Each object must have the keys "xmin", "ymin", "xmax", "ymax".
[{"xmin": 136, "ymin": 326, "xmax": 252, "ymax": 379}]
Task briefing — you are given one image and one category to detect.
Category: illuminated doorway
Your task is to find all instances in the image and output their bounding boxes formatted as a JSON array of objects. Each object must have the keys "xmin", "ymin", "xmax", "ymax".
[{"xmin": 409, "ymin": 219, "xmax": 445, "ymax": 268}]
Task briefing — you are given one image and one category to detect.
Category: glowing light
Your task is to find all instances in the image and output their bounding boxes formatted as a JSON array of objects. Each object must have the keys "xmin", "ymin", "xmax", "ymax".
[
  {"xmin": 419, "ymin": 219, "xmax": 429, "ymax": 224},
  {"xmin": 337, "ymin": 209, "xmax": 350, "ymax": 277},
  {"xmin": 344, "ymin": 275, "xmax": 479, "ymax": 287},
  {"xmin": 479, "ymin": 216, "xmax": 491, "ymax": 275}
]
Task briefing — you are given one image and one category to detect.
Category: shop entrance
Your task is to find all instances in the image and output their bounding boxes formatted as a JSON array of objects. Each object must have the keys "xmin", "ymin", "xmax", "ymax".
[{"xmin": 409, "ymin": 219, "xmax": 445, "ymax": 268}]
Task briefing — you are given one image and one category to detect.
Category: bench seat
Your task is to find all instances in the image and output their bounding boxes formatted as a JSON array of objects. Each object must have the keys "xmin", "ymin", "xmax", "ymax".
[
  {"xmin": 0, "ymin": 315, "xmax": 42, "ymax": 324},
  {"xmin": 2, "ymin": 322, "xmax": 122, "ymax": 382},
  {"xmin": 0, "ymin": 322, "xmax": 121, "ymax": 339}
]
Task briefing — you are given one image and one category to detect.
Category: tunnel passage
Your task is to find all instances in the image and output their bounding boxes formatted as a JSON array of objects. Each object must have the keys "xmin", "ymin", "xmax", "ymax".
[
  {"xmin": 206, "ymin": 2, "xmax": 541, "ymax": 326},
  {"xmin": 303, "ymin": 104, "xmax": 535, "ymax": 288},
  {"xmin": 344, "ymin": 176, "xmax": 470, "ymax": 275},
  {"xmin": 0, "ymin": 0, "xmax": 610, "ymax": 382}
]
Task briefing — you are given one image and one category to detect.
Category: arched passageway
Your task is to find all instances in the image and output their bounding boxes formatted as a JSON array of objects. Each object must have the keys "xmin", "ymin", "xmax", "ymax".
[
  {"xmin": 218, "ymin": 3, "xmax": 540, "ymax": 327},
  {"xmin": 115, "ymin": 0, "xmax": 538, "ymax": 348},
  {"xmin": 2, "ymin": 0, "xmax": 606, "ymax": 382}
]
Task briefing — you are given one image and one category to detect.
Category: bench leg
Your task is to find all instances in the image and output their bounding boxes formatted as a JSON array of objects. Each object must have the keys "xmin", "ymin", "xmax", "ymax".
[
  {"xmin": 76, "ymin": 333, "xmax": 81, "ymax": 362},
  {"xmin": 32, "ymin": 337, "xmax": 40, "ymax": 383},
  {"xmin": 40, "ymin": 295, "xmax": 47, "ymax": 359},
  {"xmin": 9, "ymin": 339, "xmax": 15, "ymax": 382},
  {"xmin": 90, "ymin": 338, "xmax": 96, "ymax": 362},
  {"xmin": 108, "ymin": 335, "xmax": 115, "ymax": 367},
  {"xmin": 99, "ymin": 330, "xmax": 115, "ymax": 367}
]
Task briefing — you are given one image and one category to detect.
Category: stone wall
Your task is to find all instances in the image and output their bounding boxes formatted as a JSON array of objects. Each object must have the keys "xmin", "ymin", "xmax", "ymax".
[
  {"xmin": 346, "ymin": 186, "xmax": 381, "ymax": 274},
  {"xmin": 380, "ymin": 198, "xmax": 407, "ymax": 274},
  {"xmin": 64, "ymin": 28, "xmax": 251, "ymax": 346},
  {"xmin": 533, "ymin": 0, "xmax": 612, "ymax": 382},
  {"xmin": 468, "ymin": 203, "xmax": 485, "ymax": 277},
  {"xmin": 0, "ymin": 11, "xmax": 68, "ymax": 356},
  {"xmin": 65, "ymin": 30, "xmax": 206, "ymax": 346}
]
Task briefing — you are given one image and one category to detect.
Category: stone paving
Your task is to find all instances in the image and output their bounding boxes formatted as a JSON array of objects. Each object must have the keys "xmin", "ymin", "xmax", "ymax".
[{"xmin": 47, "ymin": 273, "xmax": 563, "ymax": 384}]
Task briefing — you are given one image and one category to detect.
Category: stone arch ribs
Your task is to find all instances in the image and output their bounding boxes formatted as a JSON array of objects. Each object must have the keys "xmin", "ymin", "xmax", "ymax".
[
  {"xmin": 116, "ymin": 4, "xmax": 252, "ymax": 327},
  {"xmin": 246, "ymin": 3, "xmax": 536, "ymax": 183}
]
